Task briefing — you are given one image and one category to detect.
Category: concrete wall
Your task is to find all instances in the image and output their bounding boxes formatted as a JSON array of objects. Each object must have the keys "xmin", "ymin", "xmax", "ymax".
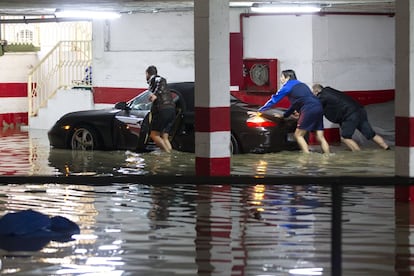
[
  {"xmin": 0, "ymin": 52, "xmax": 38, "ymax": 82},
  {"xmin": 92, "ymin": 11, "xmax": 394, "ymax": 93},
  {"xmin": 92, "ymin": 12, "xmax": 195, "ymax": 89},
  {"xmin": 313, "ymin": 14, "xmax": 395, "ymax": 90},
  {"xmin": 242, "ymin": 14, "xmax": 314, "ymax": 85}
]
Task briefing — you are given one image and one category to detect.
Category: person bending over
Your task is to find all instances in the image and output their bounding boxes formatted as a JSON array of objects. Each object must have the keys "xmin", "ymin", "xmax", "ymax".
[
  {"xmin": 258, "ymin": 69, "xmax": 330, "ymax": 154},
  {"xmin": 312, "ymin": 84, "xmax": 390, "ymax": 151}
]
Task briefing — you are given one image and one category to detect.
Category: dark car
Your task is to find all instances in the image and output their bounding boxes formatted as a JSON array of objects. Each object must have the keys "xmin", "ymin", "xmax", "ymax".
[{"xmin": 48, "ymin": 82, "xmax": 299, "ymax": 154}]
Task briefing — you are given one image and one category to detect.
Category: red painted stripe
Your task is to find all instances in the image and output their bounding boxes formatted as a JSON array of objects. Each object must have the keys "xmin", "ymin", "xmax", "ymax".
[
  {"xmin": 346, "ymin": 89, "xmax": 394, "ymax": 105},
  {"xmin": 92, "ymin": 86, "xmax": 394, "ymax": 107},
  {"xmin": 0, "ymin": 83, "xmax": 27, "ymax": 97},
  {"xmin": 195, "ymin": 107, "xmax": 230, "ymax": 132},
  {"xmin": 0, "ymin": 112, "xmax": 28, "ymax": 127},
  {"xmin": 93, "ymin": 87, "xmax": 145, "ymax": 104},
  {"xmin": 195, "ymin": 156, "xmax": 231, "ymax": 176},
  {"xmin": 394, "ymin": 187, "xmax": 414, "ymax": 202},
  {"xmin": 231, "ymin": 89, "xmax": 395, "ymax": 108},
  {"xmin": 231, "ymin": 91, "xmax": 291, "ymax": 108},
  {"xmin": 395, "ymin": 116, "xmax": 414, "ymax": 147}
]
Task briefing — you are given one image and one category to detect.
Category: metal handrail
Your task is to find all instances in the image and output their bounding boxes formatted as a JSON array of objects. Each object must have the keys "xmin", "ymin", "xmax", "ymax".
[{"xmin": 27, "ymin": 40, "xmax": 92, "ymax": 117}]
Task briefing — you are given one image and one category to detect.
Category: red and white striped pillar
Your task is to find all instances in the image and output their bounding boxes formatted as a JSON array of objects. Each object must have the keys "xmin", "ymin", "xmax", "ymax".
[
  {"xmin": 395, "ymin": 0, "xmax": 414, "ymax": 178},
  {"xmin": 194, "ymin": 0, "xmax": 231, "ymax": 176}
]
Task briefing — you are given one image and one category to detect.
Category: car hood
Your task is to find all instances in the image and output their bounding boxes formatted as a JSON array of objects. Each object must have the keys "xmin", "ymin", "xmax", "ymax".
[{"xmin": 56, "ymin": 108, "xmax": 120, "ymax": 123}]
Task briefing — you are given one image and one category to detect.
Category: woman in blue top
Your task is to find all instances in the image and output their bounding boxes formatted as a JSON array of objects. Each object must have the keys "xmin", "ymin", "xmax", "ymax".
[{"xmin": 258, "ymin": 69, "xmax": 330, "ymax": 154}]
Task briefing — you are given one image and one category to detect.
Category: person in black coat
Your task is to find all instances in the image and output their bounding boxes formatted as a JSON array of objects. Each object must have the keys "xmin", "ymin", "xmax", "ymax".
[{"xmin": 312, "ymin": 84, "xmax": 390, "ymax": 151}]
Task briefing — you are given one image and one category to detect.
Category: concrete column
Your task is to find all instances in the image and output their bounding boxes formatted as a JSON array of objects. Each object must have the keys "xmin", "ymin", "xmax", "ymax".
[
  {"xmin": 194, "ymin": 0, "xmax": 231, "ymax": 176},
  {"xmin": 395, "ymin": 0, "xmax": 414, "ymax": 177}
]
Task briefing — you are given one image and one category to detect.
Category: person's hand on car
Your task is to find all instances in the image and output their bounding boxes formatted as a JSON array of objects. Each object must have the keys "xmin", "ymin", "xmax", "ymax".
[{"xmin": 247, "ymin": 111, "xmax": 261, "ymax": 117}]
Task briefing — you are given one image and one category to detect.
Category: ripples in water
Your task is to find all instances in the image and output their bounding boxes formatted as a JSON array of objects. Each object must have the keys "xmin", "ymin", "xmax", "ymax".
[
  {"xmin": 0, "ymin": 184, "xmax": 407, "ymax": 275},
  {"xmin": 0, "ymin": 129, "xmax": 394, "ymax": 177}
]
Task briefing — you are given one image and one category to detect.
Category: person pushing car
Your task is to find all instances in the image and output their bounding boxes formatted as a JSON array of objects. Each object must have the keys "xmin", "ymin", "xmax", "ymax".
[
  {"xmin": 257, "ymin": 69, "xmax": 330, "ymax": 155},
  {"xmin": 312, "ymin": 84, "xmax": 390, "ymax": 151}
]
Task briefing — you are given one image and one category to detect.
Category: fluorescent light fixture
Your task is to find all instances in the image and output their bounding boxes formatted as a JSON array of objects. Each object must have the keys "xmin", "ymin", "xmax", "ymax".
[
  {"xmin": 55, "ymin": 10, "xmax": 121, "ymax": 19},
  {"xmin": 230, "ymin": 2, "xmax": 255, "ymax": 7},
  {"xmin": 251, "ymin": 4, "xmax": 321, "ymax": 14},
  {"xmin": 288, "ymin": 267, "xmax": 323, "ymax": 275}
]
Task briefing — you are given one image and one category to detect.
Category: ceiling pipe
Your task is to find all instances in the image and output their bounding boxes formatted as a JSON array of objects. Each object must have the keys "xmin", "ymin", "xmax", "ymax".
[{"xmin": 0, "ymin": 17, "xmax": 91, "ymax": 24}]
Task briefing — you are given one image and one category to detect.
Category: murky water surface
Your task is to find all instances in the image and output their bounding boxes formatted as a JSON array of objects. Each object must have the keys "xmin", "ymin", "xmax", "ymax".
[
  {"xmin": 0, "ymin": 183, "xmax": 407, "ymax": 275},
  {"xmin": 0, "ymin": 127, "xmax": 406, "ymax": 275},
  {"xmin": 0, "ymin": 129, "xmax": 394, "ymax": 176}
]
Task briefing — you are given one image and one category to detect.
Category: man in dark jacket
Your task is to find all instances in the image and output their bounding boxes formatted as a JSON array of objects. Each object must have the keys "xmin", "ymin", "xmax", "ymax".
[
  {"xmin": 312, "ymin": 84, "xmax": 390, "ymax": 151},
  {"xmin": 146, "ymin": 65, "xmax": 176, "ymax": 153}
]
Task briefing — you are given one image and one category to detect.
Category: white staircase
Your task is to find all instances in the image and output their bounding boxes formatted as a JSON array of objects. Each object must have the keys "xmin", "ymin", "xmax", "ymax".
[{"xmin": 28, "ymin": 88, "xmax": 94, "ymax": 130}]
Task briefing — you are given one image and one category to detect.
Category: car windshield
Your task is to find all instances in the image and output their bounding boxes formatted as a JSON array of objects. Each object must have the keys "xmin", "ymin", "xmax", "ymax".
[{"xmin": 128, "ymin": 90, "xmax": 152, "ymax": 111}]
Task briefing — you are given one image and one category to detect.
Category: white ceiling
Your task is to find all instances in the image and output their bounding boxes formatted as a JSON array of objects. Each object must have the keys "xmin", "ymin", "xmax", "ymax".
[{"xmin": 0, "ymin": 1, "xmax": 395, "ymax": 16}]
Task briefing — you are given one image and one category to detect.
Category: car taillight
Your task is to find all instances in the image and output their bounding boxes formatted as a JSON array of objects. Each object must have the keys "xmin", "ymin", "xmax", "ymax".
[{"xmin": 246, "ymin": 116, "xmax": 277, "ymax": 128}]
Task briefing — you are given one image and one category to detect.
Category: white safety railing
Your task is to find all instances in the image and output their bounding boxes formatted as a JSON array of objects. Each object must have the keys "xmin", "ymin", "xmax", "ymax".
[{"xmin": 28, "ymin": 40, "xmax": 92, "ymax": 117}]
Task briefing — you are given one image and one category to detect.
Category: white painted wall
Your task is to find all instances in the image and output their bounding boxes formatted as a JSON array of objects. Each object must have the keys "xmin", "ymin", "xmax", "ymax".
[
  {"xmin": 242, "ymin": 14, "xmax": 314, "ymax": 85},
  {"xmin": 91, "ymin": 11, "xmax": 394, "ymax": 92},
  {"xmin": 0, "ymin": 52, "xmax": 38, "ymax": 82},
  {"xmin": 92, "ymin": 12, "xmax": 195, "ymax": 88},
  {"xmin": 313, "ymin": 14, "xmax": 395, "ymax": 90}
]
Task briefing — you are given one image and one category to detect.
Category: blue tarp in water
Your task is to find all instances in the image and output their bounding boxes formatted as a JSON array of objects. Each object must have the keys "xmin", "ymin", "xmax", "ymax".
[{"xmin": 0, "ymin": 209, "xmax": 80, "ymax": 251}]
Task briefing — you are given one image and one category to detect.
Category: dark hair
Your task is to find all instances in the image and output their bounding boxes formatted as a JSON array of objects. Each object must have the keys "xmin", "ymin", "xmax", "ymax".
[
  {"xmin": 281, "ymin": 69, "xmax": 297, "ymax": 80},
  {"xmin": 146, "ymin": 65, "xmax": 157, "ymax": 76}
]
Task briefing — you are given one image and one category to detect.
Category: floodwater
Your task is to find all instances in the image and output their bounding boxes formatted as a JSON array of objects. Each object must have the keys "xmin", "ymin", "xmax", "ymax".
[
  {"xmin": 0, "ymin": 128, "xmax": 395, "ymax": 177},
  {"xmin": 0, "ymin": 182, "xmax": 409, "ymax": 276},
  {"xmin": 1, "ymin": 100, "xmax": 409, "ymax": 275}
]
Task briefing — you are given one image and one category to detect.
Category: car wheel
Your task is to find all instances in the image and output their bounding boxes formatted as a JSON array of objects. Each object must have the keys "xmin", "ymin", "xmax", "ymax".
[
  {"xmin": 230, "ymin": 133, "xmax": 240, "ymax": 154},
  {"xmin": 70, "ymin": 126, "xmax": 98, "ymax": 150}
]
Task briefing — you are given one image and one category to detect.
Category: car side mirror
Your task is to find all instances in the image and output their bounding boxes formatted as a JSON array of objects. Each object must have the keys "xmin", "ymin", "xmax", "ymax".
[{"xmin": 115, "ymin": 102, "xmax": 129, "ymax": 110}]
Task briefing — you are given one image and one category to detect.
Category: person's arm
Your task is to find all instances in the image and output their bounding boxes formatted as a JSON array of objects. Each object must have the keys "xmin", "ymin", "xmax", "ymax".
[{"xmin": 258, "ymin": 84, "xmax": 291, "ymax": 112}]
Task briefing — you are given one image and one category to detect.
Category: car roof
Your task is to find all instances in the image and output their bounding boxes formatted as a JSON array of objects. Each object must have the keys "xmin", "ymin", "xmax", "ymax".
[{"xmin": 168, "ymin": 82, "xmax": 243, "ymax": 113}]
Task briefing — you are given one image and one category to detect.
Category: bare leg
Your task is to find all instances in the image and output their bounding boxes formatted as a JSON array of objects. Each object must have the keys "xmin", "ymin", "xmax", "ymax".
[
  {"xmin": 162, "ymin": 132, "xmax": 172, "ymax": 153},
  {"xmin": 372, "ymin": 134, "xmax": 389, "ymax": 150},
  {"xmin": 315, "ymin": 130, "xmax": 330, "ymax": 154},
  {"xmin": 150, "ymin": 130, "xmax": 169, "ymax": 152},
  {"xmin": 294, "ymin": 129, "xmax": 310, "ymax": 153},
  {"xmin": 341, "ymin": 137, "xmax": 361, "ymax": 151}
]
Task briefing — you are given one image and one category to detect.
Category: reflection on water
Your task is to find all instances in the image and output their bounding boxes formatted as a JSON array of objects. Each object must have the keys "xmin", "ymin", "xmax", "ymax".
[
  {"xmin": 0, "ymin": 184, "xmax": 406, "ymax": 275},
  {"xmin": 232, "ymin": 148, "xmax": 394, "ymax": 176},
  {"xmin": 0, "ymin": 129, "xmax": 394, "ymax": 177}
]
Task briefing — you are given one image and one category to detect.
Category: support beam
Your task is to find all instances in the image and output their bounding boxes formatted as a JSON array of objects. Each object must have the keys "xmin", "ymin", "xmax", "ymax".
[
  {"xmin": 194, "ymin": 0, "xmax": 231, "ymax": 176},
  {"xmin": 395, "ymin": 0, "xmax": 414, "ymax": 177}
]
